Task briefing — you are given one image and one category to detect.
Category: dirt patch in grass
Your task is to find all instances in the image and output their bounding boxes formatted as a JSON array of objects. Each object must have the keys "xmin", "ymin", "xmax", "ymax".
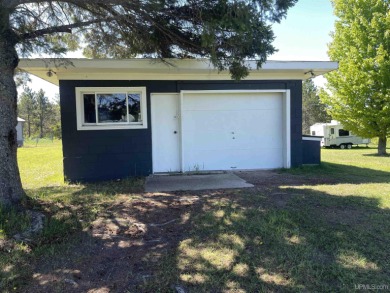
[
  {"xmin": 319, "ymin": 206, "xmax": 368, "ymax": 227},
  {"xmin": 19, "ymin": 195, "xmax": 204, "ymax": 292},
  {"xmin": 267, "ymin": 192, "xmax": 298, "ymax": 209}
]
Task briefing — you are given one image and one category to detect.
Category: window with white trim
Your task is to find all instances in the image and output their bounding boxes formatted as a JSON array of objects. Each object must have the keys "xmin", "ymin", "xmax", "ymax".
[{"xmin": 76, "ymin": 87, "xmax": 147, "ymax": 130}]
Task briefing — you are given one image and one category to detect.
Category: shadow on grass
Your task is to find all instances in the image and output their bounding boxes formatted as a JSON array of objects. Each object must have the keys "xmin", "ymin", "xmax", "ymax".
[
  {"xmin": 363, "ymin": 153, "xmax": 390, "ymax": 157},
  {"xmin": 0, "ymin": 178, "xmax": 144, "ymax": 291},
  {"xmin": 2, "ymin": 179, "xmax": 389, "ymax": 292},
  {"xmin": 325, "ymin": 146, "xmax": 372, "ymax": 150},
  {"xmin": 279, "ymin": 162, "xmax": 390, "ymax": 185}
]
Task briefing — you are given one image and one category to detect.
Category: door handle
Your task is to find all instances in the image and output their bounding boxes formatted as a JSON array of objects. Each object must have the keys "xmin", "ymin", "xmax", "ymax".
[{"xmin": 174, "ymin": 131, "xmax": 177, "ymax": 134}]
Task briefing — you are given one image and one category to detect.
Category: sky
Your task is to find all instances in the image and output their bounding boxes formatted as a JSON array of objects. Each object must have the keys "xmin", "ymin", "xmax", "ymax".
[{"xmin": 25, "ymin": 0, "xmax": 336, "ymax": 100}]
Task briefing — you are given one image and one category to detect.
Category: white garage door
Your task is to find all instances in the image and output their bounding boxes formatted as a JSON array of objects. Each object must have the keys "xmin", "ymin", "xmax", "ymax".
[{"xmin": 181, "ymin": 91, "xmax": 285, "ymax": 171}]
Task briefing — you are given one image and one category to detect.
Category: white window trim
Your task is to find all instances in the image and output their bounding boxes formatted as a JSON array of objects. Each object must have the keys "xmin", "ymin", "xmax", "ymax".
[{"xmin": 75, "ymin": 87, "xmax": 148, "ymax": 130}]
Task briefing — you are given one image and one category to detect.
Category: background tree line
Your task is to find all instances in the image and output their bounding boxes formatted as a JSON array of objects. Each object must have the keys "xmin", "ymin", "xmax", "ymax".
[
  {"xmin": 302, "ymin": 79, "xmax": 331, "ymax": 135},
  {"xmin": 17, "ymin": 87, "xmax": 61, "ymax": 139}
]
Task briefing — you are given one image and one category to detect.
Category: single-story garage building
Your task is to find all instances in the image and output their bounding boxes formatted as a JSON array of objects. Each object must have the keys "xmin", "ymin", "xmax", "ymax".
[{"xmin": 19, "ymin": 59, "xmax": 337, "ymax": 182}]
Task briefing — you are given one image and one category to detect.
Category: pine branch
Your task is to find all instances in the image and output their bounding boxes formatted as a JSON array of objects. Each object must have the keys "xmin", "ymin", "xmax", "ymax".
[
  {"xmin": 4, "ymin": 0, "xmax": 115, "ymax": 8},
  {"xmin": 20, "ymin": 18, "xmax": 113, "ymax": 40},
  {"xmin": 3, "ymin": 0, "xmax": 43, "ymax": 8}
]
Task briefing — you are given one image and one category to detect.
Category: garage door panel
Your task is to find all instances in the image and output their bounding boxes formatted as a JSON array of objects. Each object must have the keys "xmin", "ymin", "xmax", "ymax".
[
  {"xmin": 184, "ymin": 149, "xmax": 234, "ymax": 171},
  {"xmin": 230, "ymin": 110, "xmax": 283, "ymax": 146},
  {"xmin": 231, "ymin": 148, "xmax": 284, "ymax": 169},
  {"xmin": 184, "ymin": 148, "xmax": 284, "ymax": 171},
  {"xmin": 183, "ymin": 93, "xmax": 282, "ymax": 111},
  {"xmin": 184, "ymin": 111, "xmax": 239, "ymax": 150},
  {"xmin": 183, "ymin": 111, "xmax": 235, "ymax": 133}
]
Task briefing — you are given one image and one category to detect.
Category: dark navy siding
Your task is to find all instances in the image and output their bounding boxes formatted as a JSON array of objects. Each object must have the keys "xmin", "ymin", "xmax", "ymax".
[
  {"xmin": 59, "ymin": 80, "xmax": 302, "ymax": 182},
  {"xmin": 302, "ymin": 140, "xmax": 321, "ymax": 164}
]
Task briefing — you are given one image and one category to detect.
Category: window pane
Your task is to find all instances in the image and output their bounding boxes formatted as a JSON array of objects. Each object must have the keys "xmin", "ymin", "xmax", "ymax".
[
  {"xmin": 83, "ymin": 94, "xmax": 96, "ymax": 123},
  {"xmin": 97, "ymin": 93, "xmax": 127, "ymax": 123},
  {"xmin": 128, "ymin": 93, "xmax": 141, "ymax": 122},
  {"xmin": 339, "ymin": 129, "xmax": 349, "ymax": 136}
]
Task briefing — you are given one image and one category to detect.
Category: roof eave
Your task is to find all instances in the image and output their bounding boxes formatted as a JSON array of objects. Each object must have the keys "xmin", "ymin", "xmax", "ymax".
[{"xmin": 18, "ymin": 58, "xmax": 339, "ymax": 86}]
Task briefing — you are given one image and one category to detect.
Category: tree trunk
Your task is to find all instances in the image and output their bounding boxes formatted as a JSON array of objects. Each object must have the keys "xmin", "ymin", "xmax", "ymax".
[
  {"xmin": 378, "ymin": 136, "xmax": 387, "ymax": 156},
  {"xmin": 0, "ymin": 8, "xmax": 26, "ymax": 207},
  {"xmin": 40, "ymin": 114, "xmax": 43, "ymax": 138},
  {"xmin": 27, "ymin": 113, "xmax": 31, "ymax": 137}
]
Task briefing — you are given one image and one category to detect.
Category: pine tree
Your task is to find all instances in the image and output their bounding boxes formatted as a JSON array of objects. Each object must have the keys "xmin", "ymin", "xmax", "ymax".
[{"xmin": 18, "ymin": 87, "xmax": 37, "ymax": 138}]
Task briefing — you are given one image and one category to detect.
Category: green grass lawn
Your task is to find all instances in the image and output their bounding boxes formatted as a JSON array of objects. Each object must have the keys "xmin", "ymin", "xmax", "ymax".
[
  {"xmin": 1, "ymin": 143, "xmax": 389, "ymax": 292},
  {"xmin": 285, "ymin": 147, "xmax": 390, "ymax": 208},
  {"xmin": 18, "ymin": 139, "xmax": 65, "ymax": 189}
]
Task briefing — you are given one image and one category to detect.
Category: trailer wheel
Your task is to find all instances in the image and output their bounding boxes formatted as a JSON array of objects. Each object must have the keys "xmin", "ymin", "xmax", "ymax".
[
  {"xmin": 340, "ymin": 144, "xmax": 346, "ymax": 149},
  {"xmin": 347, "ymin": 144, "xmax": 352, "ymax": 149}
]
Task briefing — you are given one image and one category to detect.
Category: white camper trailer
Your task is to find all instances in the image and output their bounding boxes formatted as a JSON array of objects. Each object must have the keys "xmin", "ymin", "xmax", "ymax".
[{"xmin": 310, "ymin": 120, "xmax": 370, "ymax": 149}]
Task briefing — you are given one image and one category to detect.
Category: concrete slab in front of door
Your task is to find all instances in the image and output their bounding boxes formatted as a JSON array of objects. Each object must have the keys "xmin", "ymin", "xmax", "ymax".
[{"xmin": 145, "ymin": 173, "xmax": 254, "ymax": 192}]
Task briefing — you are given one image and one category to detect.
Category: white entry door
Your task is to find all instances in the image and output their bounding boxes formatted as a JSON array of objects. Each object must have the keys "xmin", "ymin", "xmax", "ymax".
[{"xmin": 151, "ymin": 93, "xmax": 181, "ymax": 173}]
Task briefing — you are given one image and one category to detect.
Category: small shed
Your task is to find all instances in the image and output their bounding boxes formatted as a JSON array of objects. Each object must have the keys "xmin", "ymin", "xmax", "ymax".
[
  {"xmin": 302, "ymin": 135, "xmax": 323, "ymax": 165},
  {"xmin": 16, "ymin": 117, "xmax": 25, "ymax": 147}
]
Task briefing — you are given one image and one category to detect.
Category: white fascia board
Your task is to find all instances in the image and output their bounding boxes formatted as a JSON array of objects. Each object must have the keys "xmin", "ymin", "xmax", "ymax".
[{"xmin": 18, "ymin": 58, "xmax": 339, "ymax": 86}]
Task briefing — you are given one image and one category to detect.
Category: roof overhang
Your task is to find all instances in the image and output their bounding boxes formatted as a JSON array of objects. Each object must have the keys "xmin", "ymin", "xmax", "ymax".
[{"xmin": 18, "ymin": 58, "xmax": 338, "ymax": 86}]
